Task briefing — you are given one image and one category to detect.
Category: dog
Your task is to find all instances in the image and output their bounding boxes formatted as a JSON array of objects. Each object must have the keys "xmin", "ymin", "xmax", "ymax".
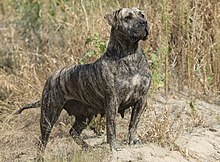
[{"xmin": 15, "ymin": 7, "xmax": 151, "ymax": 154}]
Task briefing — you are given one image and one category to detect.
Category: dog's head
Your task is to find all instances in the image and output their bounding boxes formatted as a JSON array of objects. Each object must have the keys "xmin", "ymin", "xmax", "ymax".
[{"xmin": 104, "ymin": 8, "xmax": 148, "ymax": 42}]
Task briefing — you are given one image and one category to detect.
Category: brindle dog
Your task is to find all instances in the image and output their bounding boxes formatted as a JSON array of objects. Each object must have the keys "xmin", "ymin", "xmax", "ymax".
[{"xmin": 15, "ymin": 7, "xmax": 151, "ymax": 154}]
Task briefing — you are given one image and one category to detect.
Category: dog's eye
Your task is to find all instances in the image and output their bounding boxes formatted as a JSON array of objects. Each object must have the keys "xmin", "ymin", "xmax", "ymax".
[
  {"xmin": 140, "ymin": 13, "xmax": 145, "ymax": 18},
  {"xmin": 125, "ymin": 15, "xmax": 132, "ymax": 20},
  {"xmin": 138, "ymin": 11, "xmax": 145, "ymax": 18}
]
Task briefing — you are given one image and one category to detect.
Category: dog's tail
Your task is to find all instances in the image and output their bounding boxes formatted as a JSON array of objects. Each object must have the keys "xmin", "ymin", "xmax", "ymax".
[{"xmin": 14, "ymin": 100, "xmax": 41, "ymax": 115}]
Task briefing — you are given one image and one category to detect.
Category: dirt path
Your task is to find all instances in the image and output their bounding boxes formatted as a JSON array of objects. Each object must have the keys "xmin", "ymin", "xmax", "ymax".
[
  {"xmin": 104, "ymin": 125, "xmax": 220, "ymax": 162},
  {"xmin": 88, "ymin": 93, "xmax": 220, "ymax": 162}
]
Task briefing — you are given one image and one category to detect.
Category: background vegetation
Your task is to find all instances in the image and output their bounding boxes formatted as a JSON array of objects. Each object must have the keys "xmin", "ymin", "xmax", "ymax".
[
  {"xmin": 1, "ymin": 0, "xmax": 219, "ymax": 112},
  {"xmin": 0, "ymin": 0, "xmax": 219, "ymax": 161}
]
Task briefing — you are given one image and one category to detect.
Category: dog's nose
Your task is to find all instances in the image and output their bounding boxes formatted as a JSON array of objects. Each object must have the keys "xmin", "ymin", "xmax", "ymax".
[
  {"xmin": 139, "ymin": 20, "xmax": 147, "ymax": 26},
  {"xmin": 137, "ymin": 20, "xmax": 147, "ymax": 28}
]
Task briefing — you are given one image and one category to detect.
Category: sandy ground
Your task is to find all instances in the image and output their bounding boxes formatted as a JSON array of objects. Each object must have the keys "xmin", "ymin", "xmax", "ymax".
[{"xmin": 0, "ymin": 92, "xmax": 219, "ymax": 162}]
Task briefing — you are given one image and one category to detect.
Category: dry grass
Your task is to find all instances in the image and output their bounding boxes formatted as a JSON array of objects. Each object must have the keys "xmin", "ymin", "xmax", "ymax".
[{"xmin": 0, "ymin": 0, "xmax": 219, "ymax": 161}]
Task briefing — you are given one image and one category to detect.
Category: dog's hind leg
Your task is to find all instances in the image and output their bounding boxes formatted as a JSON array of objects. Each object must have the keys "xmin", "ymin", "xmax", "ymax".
[
  {"xmin": 37, "ymin": 93, "xmax": 63, "ymax": 160},
  {"xmin": 69, "ymin": 115, "xmax": 91, "ymax": 149},
  {"xmin": 70, "ymin": 115, "xmax": 87, "ymax": 136}
]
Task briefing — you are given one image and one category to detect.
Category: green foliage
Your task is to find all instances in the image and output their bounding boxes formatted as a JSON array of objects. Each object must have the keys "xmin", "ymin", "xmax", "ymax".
[
  {"xmin": 12, "ymin": 0, "xmax": 41, "ymax": 29},
  {"xmin": 12, "ymin": 0, "xmax": 42, "ymax": 50},
  {"xmin": 23, "ymin": 1, "xmax": 41, "ymax": 26},
  {"xmin": 80, "ymin": 33, "xmax": 106, "ymax": 64},
  {"xmin": 207, "ymin": 75, "xmax": 214, "ymax": 85},
  {"xmin": 88, "ymin": 114, "xmax": 105, "ymax": 136},
  {"xmin": 149, "ymin": 51, "xmax": 164, "ymax": 90},
  {"xmin": 86, "ymin": 33, "xmax": 106, "ymax": 54}
]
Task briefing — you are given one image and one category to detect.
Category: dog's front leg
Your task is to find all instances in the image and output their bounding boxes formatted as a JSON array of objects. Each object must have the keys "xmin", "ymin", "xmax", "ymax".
[
  {"xmin": 128, "ymin": 98, "xmax": 147, "ymax": 145},
  {"xmin": 106, "ymin": 96, "xmax": 118, "ymax": 150}
]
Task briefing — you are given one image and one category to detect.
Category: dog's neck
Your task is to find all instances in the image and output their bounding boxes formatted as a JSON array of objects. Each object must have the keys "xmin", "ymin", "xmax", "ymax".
[{"xmin": 106, "ymin": 28, "xmax": 140, "ymax": 59}]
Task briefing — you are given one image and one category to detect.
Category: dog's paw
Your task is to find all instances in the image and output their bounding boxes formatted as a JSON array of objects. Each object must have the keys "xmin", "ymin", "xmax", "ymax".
[
  {"xmin": 72, "ymin": 136, "xmax": 92, "ymax": 151},
  {"xmin": 110, "ymin": 140, "xmax": 122, "ymax": 151},
  {"xmin": 129, "ymin": 136, "xmax": 141, "ymax": 145},
  {"xmin": 82, "ymin": 144, "xmax": 93, "ymax": 151}
]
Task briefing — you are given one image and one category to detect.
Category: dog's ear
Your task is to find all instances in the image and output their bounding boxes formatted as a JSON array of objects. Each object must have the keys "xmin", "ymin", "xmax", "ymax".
[
  {"xmin": 104, "ymin": 8, "xmax": 122, "ymax": 28},
  {"xmin": 104, "ymin": 12, "xmax": 115, "ymax": 26}
]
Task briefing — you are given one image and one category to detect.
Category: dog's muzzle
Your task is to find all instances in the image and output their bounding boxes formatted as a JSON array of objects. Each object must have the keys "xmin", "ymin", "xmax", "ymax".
[
  {"xmin": 136, "ymin": 20, "xmax": 148, "ymax": 40},
  {"xmin": 143, "ymin": 26, "xmax": 148, "ymax": 40},
  {"xmin": 137, "ymin": 20, "xmax": 147, "ymax": 27}
]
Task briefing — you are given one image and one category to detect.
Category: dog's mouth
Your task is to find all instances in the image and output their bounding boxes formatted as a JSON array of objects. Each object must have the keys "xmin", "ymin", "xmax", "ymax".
[
  {"xmin": 133, "ymin": 21, "xmax": 148, "ymax": 41},
  {"xmin": 134, "ymin": 26, "xmax": 148, "ymax": 41},
  {"xmin": 142, "ymin": 27, "xmax": 148, "ymax": 40},
  {"xmin": 130, "ymin": 29, "xmax": 148, "ymax": 42},
  {"xmin": 125, "ymin": 22, "xmax": 148, "ymax": 42}
]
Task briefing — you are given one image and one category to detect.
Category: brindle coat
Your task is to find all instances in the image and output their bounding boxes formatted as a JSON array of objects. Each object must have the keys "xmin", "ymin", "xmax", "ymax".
[{"xmin": 15, "ymin": 8, "xmax": 151, "ymax": 154}]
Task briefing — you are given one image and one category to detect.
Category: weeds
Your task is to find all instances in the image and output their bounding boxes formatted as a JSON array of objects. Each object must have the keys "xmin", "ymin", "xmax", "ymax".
[
  {"xmin": 141, "ymin": 101, "xmax": 175, "ymax": 147},
  {"xmin": 148, "ymin": 51, "xmax": 164, "ymax": 90},
  {"xmin": 80, "ymin": 33, "xmax": 106, "ymax": 64}
]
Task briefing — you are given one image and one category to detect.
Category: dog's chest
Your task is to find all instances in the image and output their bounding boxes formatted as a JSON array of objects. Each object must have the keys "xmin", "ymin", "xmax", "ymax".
[
  {"xmin": 116, "ymin": 72, "xmax": 149, "ymax": 102},
  {"xmin": 114, "ymin": 55, "xmax": 151, "ymax": 104}
]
